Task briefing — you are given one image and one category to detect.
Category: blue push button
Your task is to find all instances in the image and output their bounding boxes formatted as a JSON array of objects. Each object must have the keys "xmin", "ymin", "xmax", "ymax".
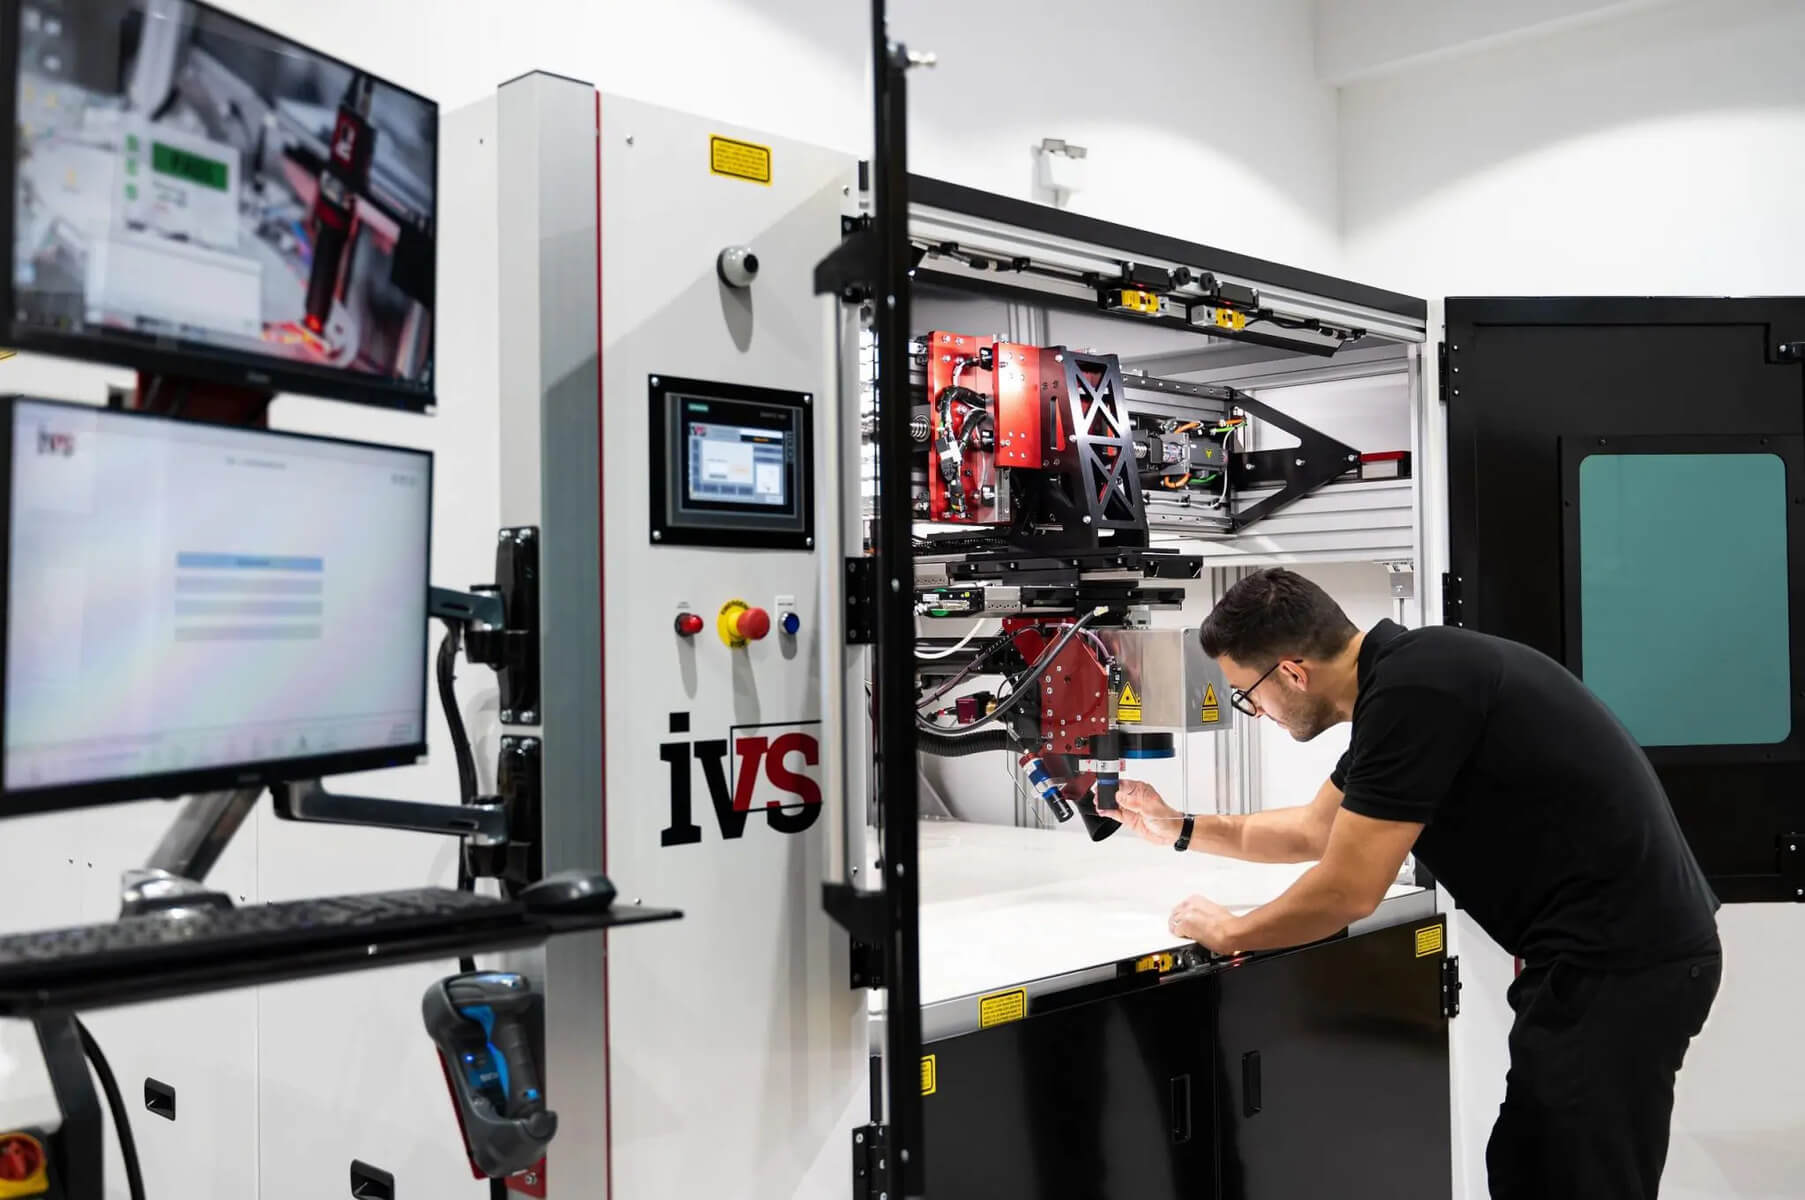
[{"xmin": 780, "ymin": 611, "xmax": 801, "ymax": 636}]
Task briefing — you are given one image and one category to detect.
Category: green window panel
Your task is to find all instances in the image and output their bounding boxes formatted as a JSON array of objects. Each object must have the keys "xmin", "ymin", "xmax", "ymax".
[{"xmin": 1578, "ymin": 452, "xmax": 1791, "ymax": 746}]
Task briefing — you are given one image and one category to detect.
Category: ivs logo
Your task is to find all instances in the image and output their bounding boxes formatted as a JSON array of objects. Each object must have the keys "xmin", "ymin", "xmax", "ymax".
[
  {"xmin": 659, "ymin": 714, "xmax": 822, "ymax": 846},
  {"xmin": 35, "ymin": 428, "xmax": 74, "ymax": 457}
]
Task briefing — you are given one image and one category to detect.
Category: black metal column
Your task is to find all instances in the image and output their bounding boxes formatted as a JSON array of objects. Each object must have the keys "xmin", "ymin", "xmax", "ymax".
[
  {"xmin": 870, "ymin": 1, "xmax": 924, "ymax": 1194},
  {"xmin": 35, "ymin": 1013, "xmax": 102, "ymax": 1199}
]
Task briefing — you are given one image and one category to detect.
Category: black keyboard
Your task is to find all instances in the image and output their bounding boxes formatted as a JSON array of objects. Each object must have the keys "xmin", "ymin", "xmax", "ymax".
[{"xmin": 0, "ymin": 887, "xmax": 527, "ymax": 989}]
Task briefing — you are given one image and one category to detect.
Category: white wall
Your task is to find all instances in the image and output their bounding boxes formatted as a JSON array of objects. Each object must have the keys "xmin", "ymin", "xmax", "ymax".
[
  {"xmin": 1313, "ymin": 0, "xmax": 1670, "ymax": 86},
  {"xmin": 227, "ymin": 0, "xmax": 1343, "ymax": 270},
  {"xmin": 1341, "ymin": 0, "xmax": 1805, "ymax": 298},
  {"xmin": 1340, "ymin": 3, "xmax": 1805, "ymax": 1197}
]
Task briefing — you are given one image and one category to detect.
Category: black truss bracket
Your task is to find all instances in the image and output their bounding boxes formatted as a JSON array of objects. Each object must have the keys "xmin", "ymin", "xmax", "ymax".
[
  {"xmin": 1442, "ymin": 572, "xmax": 1465, "ymax": 628},
  {"xmin": 1780, "ymin": 834, "xmax": 1805, "ymax": 901},
  {"xmin": 853, "ymin": 1124, "xmax": 888, "ymax": 1200},
  {"xmin": 845, "ymin": 558, "xmax": 877, "ymax": 644},
  {"xmin": 1222, "ymin": 390, "xmax": 1362, "ymax": 531},
  {"xmin": 815, "ymin": 226, "xmax": 878, "ymax": 302},
  {"xmin": 1442, "ymin": 956, "xmax": 1463, "ymax": 1019}
]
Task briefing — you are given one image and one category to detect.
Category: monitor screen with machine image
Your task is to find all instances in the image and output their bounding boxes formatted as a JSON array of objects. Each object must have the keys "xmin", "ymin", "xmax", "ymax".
[
  {"xmin": 1, "ymin": 0, "xmax": 438, "ymax": 409},
  {"xmin": 0, "ymin": 396, "xmax": 432, "ymax": 813}
]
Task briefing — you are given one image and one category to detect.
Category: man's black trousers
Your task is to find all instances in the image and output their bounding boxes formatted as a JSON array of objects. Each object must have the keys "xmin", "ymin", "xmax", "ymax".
[{"xmin": 1486, "ymin": 945, "xmax": 1722, "ymax": 1199}]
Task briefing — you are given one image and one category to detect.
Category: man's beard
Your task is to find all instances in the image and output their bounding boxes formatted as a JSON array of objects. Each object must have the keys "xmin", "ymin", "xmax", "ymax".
[{"xmin": 1282, "ymin": 693, "xmax": 1339, "ymax": 742}]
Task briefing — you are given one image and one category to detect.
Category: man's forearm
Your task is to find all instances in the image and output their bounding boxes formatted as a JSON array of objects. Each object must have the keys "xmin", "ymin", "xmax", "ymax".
[
  {"xmin": 1188, "ymin": 807, "xmax": 1324, "ymax": 864},
  {"xmin": 1221, "ymin": 864, "xmax": 1365, "ymax": 951}
]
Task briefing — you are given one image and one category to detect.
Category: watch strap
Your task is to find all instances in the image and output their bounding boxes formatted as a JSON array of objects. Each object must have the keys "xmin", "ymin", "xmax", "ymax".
[{"xmin": 1174, "ymin": 813, "xmax": 1196, "ymax": 852}]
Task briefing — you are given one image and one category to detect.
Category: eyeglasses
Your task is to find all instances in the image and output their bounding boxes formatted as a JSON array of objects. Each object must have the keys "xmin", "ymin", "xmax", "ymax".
[{"xmin": 1231, "ymin": 658, "xmax": 1303, "ymax": 716}]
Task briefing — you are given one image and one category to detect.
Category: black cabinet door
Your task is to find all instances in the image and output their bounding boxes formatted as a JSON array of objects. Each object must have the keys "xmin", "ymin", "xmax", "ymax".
[
  {"xmin": 922, "ymin": 975, "xmax": 1216, "ymax": 1200},
  {"xmin": 1445, "ymin": 297, "xmax": 1805, "ymax": 900},
  {"xmin": 1215, "ymin": 921, "xmax": 1452, "ymax": 1200}
]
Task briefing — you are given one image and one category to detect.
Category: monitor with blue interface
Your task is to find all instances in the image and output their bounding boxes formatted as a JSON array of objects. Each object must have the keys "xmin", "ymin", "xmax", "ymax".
[
  {"xmin": 1, "ymin": 0, "xmax": 438, "ymax": 410},
  {"xmin": 1, "ymin": 397, "xmax": 432, "ymax": 813},
  {"xmin": 647, "ymin": 375, "xmax": 814, "ymax": 550}
]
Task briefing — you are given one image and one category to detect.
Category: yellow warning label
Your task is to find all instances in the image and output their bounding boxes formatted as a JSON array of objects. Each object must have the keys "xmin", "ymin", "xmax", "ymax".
[
  {"xmin": 1200, "ymin": 706, "xmax": 1220, "ymax": 724},
  {"xmin": 1415, "ymin": 924, "xmax": 1444, "ymax": 958},
  {"xmin": 1117, "ymin": 683, "xmax": 1143, "ymax": 724},
  {"xmin": 1202, "ymin": 683, "xmax": 1218, "ymax": 707},
  {"xmin": 979, "ymin": 988, "xmax": 1027, "ymax": 1029},
  {"xmin": 921, "ymin": 1055, "xmax": 937, "ymax": 1096},
  {"xmin": 710, "ymin": 135, "xmax": 772, "ymax": 185},
  {"xmin": 1134, "ymin": 952, "xmax": 1176, "ymax": 974}
]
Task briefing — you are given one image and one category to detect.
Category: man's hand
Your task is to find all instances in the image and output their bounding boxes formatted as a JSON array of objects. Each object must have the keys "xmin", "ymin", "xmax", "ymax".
[
  {"xmin": 1169, "ymin": 893, "xmax": 1238, "ymax": 953},
  {"xmin": 1097, "ymin": 778, "xmax": 1185, "ymax": 845}
]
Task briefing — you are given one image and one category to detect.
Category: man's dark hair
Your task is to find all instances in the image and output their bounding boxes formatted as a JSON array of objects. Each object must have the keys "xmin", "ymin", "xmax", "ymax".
[{"xmin": 1199, "ymin": 567, "xmax": 1358, "ymax": 665}]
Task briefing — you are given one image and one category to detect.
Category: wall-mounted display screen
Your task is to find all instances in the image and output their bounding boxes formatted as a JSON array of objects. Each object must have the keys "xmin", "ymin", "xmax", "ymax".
[{"xmin": 2, "ymin": 0, "xmax": 439, "ymax": 410}]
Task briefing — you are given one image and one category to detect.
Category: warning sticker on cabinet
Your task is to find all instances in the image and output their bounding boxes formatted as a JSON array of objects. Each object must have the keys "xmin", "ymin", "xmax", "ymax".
[
  {"xmin": 710, "ymin": 135, "xmax": 772, "ymax": 184},
  {"xmin": 1201, "ymin": 682, "xmax": 1221, "ymax": 724},
  {"xmin": 978, "ymin": 988, "xmax": 1027, "ymax": 1028},
  {"xmin": 921, "ymin": 1055, "xmax": 937, "ymax": 1096},
  {"xmin": 1415, "ymin": 924, "xmax": 1444, "ymax": 958}
]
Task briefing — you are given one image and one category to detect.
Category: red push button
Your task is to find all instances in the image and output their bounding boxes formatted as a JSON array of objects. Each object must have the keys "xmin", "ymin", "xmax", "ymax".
[
  {"xmin": 674, "ymin": 613, "xmax": 704, "ymax": 637},
  {"xmin": 735, "ymin": 607, "xmax": 771, "ymax": 641}
]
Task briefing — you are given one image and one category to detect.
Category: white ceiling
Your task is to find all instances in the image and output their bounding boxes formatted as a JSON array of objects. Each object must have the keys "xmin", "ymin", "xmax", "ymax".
[{"xmin": 1312, "ymin": 0, "xmax": 1676, "ymax": 85}]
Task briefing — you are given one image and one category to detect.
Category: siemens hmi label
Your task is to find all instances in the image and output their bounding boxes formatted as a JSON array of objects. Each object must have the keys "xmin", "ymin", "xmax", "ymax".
[{"xmin": 710, "ymin": 136, "xmax": 772, "ymax": 184}]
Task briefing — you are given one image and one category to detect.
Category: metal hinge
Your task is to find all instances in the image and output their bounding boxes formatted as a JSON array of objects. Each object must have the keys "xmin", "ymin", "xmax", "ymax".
[
  {"xmin": 1780, "ymin": 834, "xmax": 1805, "ymax": 901},
  {"xmin": 1442, "ymin": 956, "xmax": 1463, "ymax": 1019},
  {"xmin": 825, "ymin": 883, "xmax": 887, "ymax": 990},
  {"xmin": 853, "ymin": 1124, "xmax": 887, "ymax": 1200},
  {"xmin": 849, "ymin": 938, "xmax": 886, "ymax": 990},
  {"xmin": 1441, "ymin": 573, "xmax": 1464, "ymax": 628},
  {"xmin": 1777, "ymin": 341, "xmax": 1805, "ymax": 364},
  {"xmin": 1439, "ymin": 341, "xmax": 1451, "ymax": 404},
  {"xmin": 844, "ymin": 558, "xmax": 877, "ymax": 644},
  {"xmin": 815, "ymin": 227, "xmax": 877, "ymax": 302}
]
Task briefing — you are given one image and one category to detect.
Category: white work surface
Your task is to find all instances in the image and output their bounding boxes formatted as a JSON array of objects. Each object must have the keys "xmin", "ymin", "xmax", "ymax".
[{"xmin": 917, "ymin": 818, "xmax": 1426, "ymax": 1006}]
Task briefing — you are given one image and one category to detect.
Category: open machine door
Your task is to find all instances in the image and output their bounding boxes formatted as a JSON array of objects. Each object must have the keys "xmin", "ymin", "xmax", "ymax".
[{"xmin": 1444, "ymin": 297, "xmax": 1805, "ymax": 902}]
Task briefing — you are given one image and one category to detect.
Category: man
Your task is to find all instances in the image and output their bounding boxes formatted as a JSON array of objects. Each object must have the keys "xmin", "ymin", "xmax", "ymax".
[{"xmin": 1101, "ymin": 567, "xmax": 1720, "ymax": 1200}]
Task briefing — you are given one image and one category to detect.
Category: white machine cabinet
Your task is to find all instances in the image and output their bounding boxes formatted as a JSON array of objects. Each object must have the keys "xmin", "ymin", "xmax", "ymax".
[{"xmin": 488, "ymin": 73, "xmax": 865, "ymax": 1200}]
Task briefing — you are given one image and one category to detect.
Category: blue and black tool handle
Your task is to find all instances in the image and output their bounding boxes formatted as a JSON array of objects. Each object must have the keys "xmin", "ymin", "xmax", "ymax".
[
  {"xmin": 444, "ymin": 975, "xmax": 550, "ymax": 1124},
  {"xmin": 424, "ymin": 972, "xmax": 558, "ymax": 1177}
]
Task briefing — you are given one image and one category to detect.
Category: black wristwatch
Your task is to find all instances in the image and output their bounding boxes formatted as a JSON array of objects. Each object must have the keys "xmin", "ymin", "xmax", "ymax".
[{"xmin": 1173, "ymin": 813, "xmax": 1195, "ymax": 852}]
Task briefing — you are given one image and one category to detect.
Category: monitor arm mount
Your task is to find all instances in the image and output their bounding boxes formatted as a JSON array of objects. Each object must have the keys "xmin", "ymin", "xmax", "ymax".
[{"xmin": 124, "ymin": 535, "xmax": 544, "ymax": 917}]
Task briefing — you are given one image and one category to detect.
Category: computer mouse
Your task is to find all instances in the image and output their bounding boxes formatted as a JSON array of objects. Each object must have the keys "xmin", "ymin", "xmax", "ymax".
[{"xmin": 520, "ymin": 869, "xmax": 617, "ymax": 914}]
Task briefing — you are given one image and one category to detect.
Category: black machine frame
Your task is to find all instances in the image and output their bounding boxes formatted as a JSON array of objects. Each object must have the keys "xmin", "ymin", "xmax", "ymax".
[
  {"xmin": 1559, "ymin": 432, "xmax": 1805, "ymax": 767},
  {"xmin": 0, "ymin": 395, "xmax": 435, "ymax": 816},
  {"xmin": 908, "ymin": 175, "xmax": 1426, "ymax": 350},
  {"xmin": 0, "ymin": 0, "xmax": 441, "ymax": 413},
  {"xmin": 1446, "ymin": 295, "xmax": 1805, "ymax": 902},
  {"xmin": 822, "ymin": 4, "xmax": 1445, "ymax": 1191}
]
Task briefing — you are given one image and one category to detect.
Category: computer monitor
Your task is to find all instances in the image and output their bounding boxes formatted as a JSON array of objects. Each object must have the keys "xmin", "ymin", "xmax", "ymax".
[
  {"xmin": 0, "ymin": 396, "xmax": 432, "ymax": 813},
  {"xmin": 0, "ymin": 0, "xmax": 438, "ymax": 411}
]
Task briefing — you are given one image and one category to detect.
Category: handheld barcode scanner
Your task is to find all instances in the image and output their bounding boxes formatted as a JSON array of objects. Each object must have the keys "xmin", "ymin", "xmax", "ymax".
[{"xmin": 423, "ymin": 972, "xmax": 558, "ymax": 1178}]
